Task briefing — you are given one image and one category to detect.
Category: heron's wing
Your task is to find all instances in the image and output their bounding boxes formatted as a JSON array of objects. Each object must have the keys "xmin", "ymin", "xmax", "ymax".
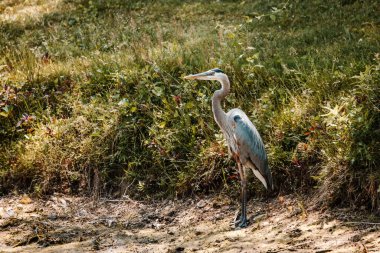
[{"xmin": 230, "ymin": 110, "xmax": 273, "ymax": 190}]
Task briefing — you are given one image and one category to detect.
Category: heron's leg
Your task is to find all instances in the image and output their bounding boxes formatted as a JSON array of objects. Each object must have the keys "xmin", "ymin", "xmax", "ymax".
[{"xmin": 234, "ymin": 163, "xmax": 248, "ymax": 228}]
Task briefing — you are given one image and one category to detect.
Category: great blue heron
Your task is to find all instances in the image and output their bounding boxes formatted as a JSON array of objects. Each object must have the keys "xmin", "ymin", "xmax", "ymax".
[{"xmin": 184, "ymin": 68, "xmax": 273, "ymax": 228}]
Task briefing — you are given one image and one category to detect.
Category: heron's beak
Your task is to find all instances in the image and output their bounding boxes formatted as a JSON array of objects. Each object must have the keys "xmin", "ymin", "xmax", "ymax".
[{"xmin": 184, "ymin": 70, "xmax": 214, "ymax": 80}]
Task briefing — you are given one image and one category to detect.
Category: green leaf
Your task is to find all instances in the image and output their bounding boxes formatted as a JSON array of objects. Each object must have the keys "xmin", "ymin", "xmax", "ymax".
[
  {"xmin": 185, "ymin": 102, "xmax": 194, "ymax": 109},
  {"xmin": 2, "ymin": 105, "xmax": 13, "ymax": 113},
  {"xmin": 158, "ymin": 122, "xmax": 166, "ymax": 128},
  {"xmin": 0, "ymin": 111, "xmax": 9, "ymax": 117}
]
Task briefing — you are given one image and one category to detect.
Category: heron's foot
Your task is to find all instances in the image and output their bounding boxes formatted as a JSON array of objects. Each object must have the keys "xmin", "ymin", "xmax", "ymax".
[
  {"xmin": 235, "ymin": 218, "xmax": 249, "ymax": 228},
  {"xmin": 232, "ymin": 211, "xmax": 249, "ymax": 228}
]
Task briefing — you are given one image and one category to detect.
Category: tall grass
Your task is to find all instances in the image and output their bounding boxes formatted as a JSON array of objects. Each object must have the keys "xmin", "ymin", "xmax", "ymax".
[{"xmin": 0, "ymin": 0, "xmax": 379, "ymax": 208}]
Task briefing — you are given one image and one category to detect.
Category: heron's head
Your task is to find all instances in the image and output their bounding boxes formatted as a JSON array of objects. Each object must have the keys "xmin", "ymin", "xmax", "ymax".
[{"xmin": 184, "ymin": 68, "xmax": 226, "ymax": 81}]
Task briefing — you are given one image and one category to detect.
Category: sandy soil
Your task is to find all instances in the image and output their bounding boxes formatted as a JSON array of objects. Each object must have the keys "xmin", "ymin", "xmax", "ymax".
[{"xmin": 0, "ymin": 194, "xmax": 379, "ymax": 253}]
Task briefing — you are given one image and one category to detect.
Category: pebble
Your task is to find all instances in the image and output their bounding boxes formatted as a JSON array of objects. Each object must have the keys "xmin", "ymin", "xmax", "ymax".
[{"xmin": 196, "ymin": 200, "xmax": 207, "ymax": 208}]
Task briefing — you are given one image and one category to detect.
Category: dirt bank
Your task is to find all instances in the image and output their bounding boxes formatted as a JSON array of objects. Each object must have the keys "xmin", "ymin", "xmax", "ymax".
[{"xmin": 0, "ymin": 194, "xmax": 379, "ymax": 252}]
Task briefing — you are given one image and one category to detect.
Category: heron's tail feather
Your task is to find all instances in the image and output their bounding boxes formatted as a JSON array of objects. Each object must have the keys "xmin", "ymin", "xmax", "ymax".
[{"xmin": 247, "ymin": 160, "xmax": 274, "ymax": 191}]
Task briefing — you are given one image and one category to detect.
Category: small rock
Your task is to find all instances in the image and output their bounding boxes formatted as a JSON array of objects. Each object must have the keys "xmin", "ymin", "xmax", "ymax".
[
  {"xmin": 288, "ymin": 228, "xmax": 302, "ymax": 238},
  {"xmin": 78, "ymin": 209, "xmax": 88, "ymax": 216},
  {"xmin": 152, "ymin": 220, "xmax": 164, "ymax": 230},
  {"xmin": 253, "ymin": 214, "xmax": 267, "ymax": 222},
  {"xmin": 212, "ymin": 202, "xmax": 221, "ymax": 208},
  {"xmin": 165, "ymin": 210, "xmax": 176, "ymax": 217},
  {"xmin": 214, "ymin": 213, "xmax": 223, "ymax": 221},
  {"xmin": 196, "ymin": 200, "xmax": 207, "ymax": 208},
  {"xmin": 164, "ymin": 216, "xmax": 174, "ymax": 222},
  {"xmin": 226, "ymin": 236, "xmax": 238, "ymax": 242},
  {"xmin": 141, "ymin": 217, "xmax": 151, "ymax": 223},
  {"xmin": 106, "ymin": 219, "xmax": 116, "ymax": 227},
  {"xmin": 47, "ymin": 213, "xmax": 57, "ymax": 220},
  {"xmin": 147, "ymin": 213, "xmax": 158, "ymax": 220},
  {"xmin": 24, "ymin": 205, "xmax": 36, "ymax": 213},
  {"xmin": 289, "ymin": 207, "xmax": 302, "ymax": 217},
  {"xmin": 194, "ymin": 230, "xmax": 202, "ymax": 236},
  {"xmin": 351, "ymin": 234, "xmax": 361, "ymax": 242},
  {"xmin": 162, "ymin": 206, "xmax": 176, "ymax": 217},
  {"xmin": 175, "ymin": 247, "xmax": 185, "ymax": 252},
  {"xmin": 59, "ymin": 198, "xmax": 68, "ymax": 209},
  {"xmin": 92, "ymin": 237, "xmax": 100, "ymax": 250},
  {"xmin": 4, "ymin": 208, "xmax": 16, "ymax": 218}
]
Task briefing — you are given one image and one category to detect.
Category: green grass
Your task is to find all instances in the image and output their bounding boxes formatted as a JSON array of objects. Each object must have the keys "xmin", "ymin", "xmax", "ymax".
[{"xmin": 0, "ymin": 0, "xmax": 379, "ymax": 208}]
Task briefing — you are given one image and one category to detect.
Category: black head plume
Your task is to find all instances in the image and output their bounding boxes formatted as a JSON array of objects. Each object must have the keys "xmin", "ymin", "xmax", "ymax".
[{"xmin": 211, "ymin": 68, "xmax": 224, "ymax": 74}]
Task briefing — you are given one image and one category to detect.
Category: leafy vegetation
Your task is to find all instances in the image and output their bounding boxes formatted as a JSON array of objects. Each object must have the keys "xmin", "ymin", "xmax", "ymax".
[{"xmin": 0, "ymin": 0, "xmax": 379, "ymax": 209}]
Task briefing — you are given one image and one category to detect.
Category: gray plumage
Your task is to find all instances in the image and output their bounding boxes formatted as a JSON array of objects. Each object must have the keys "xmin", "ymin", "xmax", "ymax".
[{"xmin": 230, "ymin": 111, "xmax": 273, "ymax": 190}]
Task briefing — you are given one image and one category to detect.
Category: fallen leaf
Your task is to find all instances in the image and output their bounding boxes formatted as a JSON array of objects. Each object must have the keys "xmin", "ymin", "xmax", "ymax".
[{"xmin": 19, "ymin": 195, "xmax": 32, "ymax": 204}]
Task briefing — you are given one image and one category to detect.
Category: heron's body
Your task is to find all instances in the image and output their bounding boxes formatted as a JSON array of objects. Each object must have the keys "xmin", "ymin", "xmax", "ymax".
[
  {"xmin": 184, "ymin": 68, "xmax": 273, "ymax": 228},
  {"xmin": 226, "ymin": 109, "xmax": 272, "ymax": 188}
]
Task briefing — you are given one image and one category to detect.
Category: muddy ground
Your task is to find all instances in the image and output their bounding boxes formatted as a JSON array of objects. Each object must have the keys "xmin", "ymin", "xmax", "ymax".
[{"xmin": 0, "ymin": 194, "xmax": 379, "ymax": 253}]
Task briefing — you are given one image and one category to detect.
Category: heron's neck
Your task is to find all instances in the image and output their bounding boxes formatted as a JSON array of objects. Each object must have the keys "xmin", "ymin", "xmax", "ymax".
[{"xmin": 212, "ymin": 76, "xmax": 230, "ymax": 130}]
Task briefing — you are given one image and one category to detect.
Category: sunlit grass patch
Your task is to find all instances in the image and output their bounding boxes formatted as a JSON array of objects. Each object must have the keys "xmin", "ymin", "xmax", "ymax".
[{"xmin": 0, "ymin": 0, "xmax": 63, "ymax": 23}]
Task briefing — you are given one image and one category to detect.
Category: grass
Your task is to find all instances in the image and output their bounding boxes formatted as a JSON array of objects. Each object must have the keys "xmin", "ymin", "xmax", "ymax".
[{"xmin": 0, "ymin": 0, "xmax": 379, "ymax": 209}]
